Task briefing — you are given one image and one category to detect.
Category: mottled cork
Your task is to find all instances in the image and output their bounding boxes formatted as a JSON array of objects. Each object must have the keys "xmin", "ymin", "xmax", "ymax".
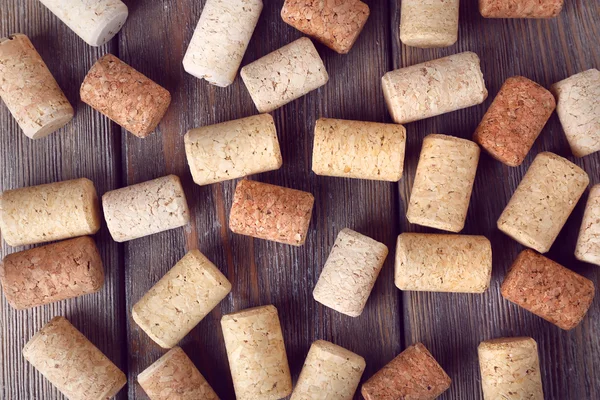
[
  {"xmin": 80, "ymin": 54, "xmax": 171, "ymax": 138},
  {"xmin": 241, "ymin": 37, "xmax": 328, "ymax": 113},
  {"xmin": 221, "ymin": 305, "xmax": 293, "ymax": 400},
  {"xmin": 501, "ymin": 250, "xmax": 595, "ymax": 330},
  {"xmin": 312, "ymin": 118, "xmax": 406, "ymax": 182},
  {"xmin": 400, "ymin": 0, "xmax": 459, "ymax": 48},
  {"xmin": 480, "ymin": 0, "xmax": 563, "ymax": 18},
  {"xmin": 23, "ymin": 316, "xmax": 127, "ymax": 400},
  {"xmin": 0, "ymin": 34, "xmax": 73, "ymax": 139},
  {"xmin": 474, "ymin": 76, "xmax": 556, "ymax": 166},
  {"xmin": 497, "ymin": 152, "xmax": 589, "ymax": 253},
  {"xmin": 576, "ymin": 184, "xmax": 600, "ymax": 266}
]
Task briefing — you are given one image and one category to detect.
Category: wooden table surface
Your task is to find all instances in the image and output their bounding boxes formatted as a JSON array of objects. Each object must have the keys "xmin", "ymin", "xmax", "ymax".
[{"xmin": 1, "ymin": 1, "xmax": 599, "ymax": 399}]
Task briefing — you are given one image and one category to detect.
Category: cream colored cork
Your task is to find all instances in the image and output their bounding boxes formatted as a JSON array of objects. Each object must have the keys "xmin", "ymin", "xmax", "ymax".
[
  {"xmin": 382, "ymin": 52, "xmax": 487, "ymax": 124},
  {"xmin": 183, "ymin": 0, "xmax": 263, "ymax": 87},
  {"xmin": 312, "ymin": 118, "xmax": 406, "ymax": 182},
  {"xmin": 400, "ymin": 0, "xmax": 459, "ymax": 48},
  {"xmin": 407, "ymin": 134, "xmax": 480, "ymax": 232},
  {"xmin": 241, "ymin": 37, "xmax": 329, "ymax": 113},
  {"xmin": 185, "ymin": 114, "xmax": 282, "ymax": 186},
  {"xmin": 497, "ymin": 152, "xmax": 589, "ymax": 253},
  {"xmin": 576, "ymin": 184, "xmax": 600, "ymax": 266},
  {"xmin": 23, "ymin": 316, "xmax": 126, "ymax": 400},
  {"xmin": 221, "ymin": 305, "xmax": 293, "ymax": 400},
  {"xmin": 132, "ymin": 249, "xmax": 231, "ymax": 349},
  {"xmin": 0, "ymin": 178, "xmax": 101, "ymax": 247},
  {"xmin": 0, "ymin": 34, "xmax": 73, "ymax": 139}
]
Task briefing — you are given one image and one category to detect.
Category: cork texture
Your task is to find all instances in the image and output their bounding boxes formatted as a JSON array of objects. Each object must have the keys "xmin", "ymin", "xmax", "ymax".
[
  {"xmin": 382, "ymin": 51, "xmax": 487, "ymax": 124},
  {"xmin": 576, "ymin": 184, "xmax": 600, "ymax": 266},
  {"xmin": 313, "ymin": 228, "xmax": 388, "ymax": 317},
  {"xmin": 497, "ymin": 152, "xmax": 589, "ymax": 253},
  {"xmin": 400, "ymin": 0, "xmax": 459, "ymax": 48},
  {"xmin": 240, "ymin": 37, "xmax": 329, "ymax": 113},
  {"xmin": 480, "ymin": 0, "xmax": 564, "ymax": 18},
  {"xmin": 22, "ymin": 316, "xmax": 127, "ymax": 400},
  {"xmin": 312, "ymin": 118, "xmax": 406, "ymax": 182}
]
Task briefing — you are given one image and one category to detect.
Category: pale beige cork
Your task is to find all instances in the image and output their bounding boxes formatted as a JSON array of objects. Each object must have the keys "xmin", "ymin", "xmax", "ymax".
[
  {"xmin": 312, "ymin": 118, "xmax": 406, "ymax": 182},
  {"xmin": 400, "ymin": 0, "xmax": 459, "ymax": 48},
  {"xmin": 291, "ymin": 340, "xmax": 365, "ymax": 400},
  {"xmin": 183, "ymin": 0, "xmax": 263, "ymax": 87},
  {"xmin": 313, "ymin": 228, "xmax": 388, "ymax": 317},
  {"xmin": 241, "ymin": 37, "xmax": 329, "ymax": 113},
  {"xmin": 132, "ymin": 249, "xmax": 231, "ymax": 349},
  {"xmin": 497, "ymin": 152, "xmax": 589, "ymax": 253},
  {"xmin": 478, "ymin": 337, "xmax": 544, "ymax": 400},
  {"xmin": 185, "ymin": 114, "xmax": 282, "ymax": 186},
  {"xmin": 480, "ymin": 0, "xmax": 563, "ymax": 18},
  {"xmin": 0, "ymin": 34, "xmax": 73, "ymax": 139},
  {"xmin": 576, "ymin": 184, "xmax": 600, "ymax": 266},
  {"xmin": 22, "ymin": 316, "xmax": 126, "ymax": 400},
  {"xmin": 221, "ymin": 305, "xmax": 293, "ymax": 400},
  {"xmin": 0, "ymin": 178, "xmax": 101, "ymax": 247},
  {"xmin": 407, "ymin": 134, "xmax": 480, "ymax": 232}
]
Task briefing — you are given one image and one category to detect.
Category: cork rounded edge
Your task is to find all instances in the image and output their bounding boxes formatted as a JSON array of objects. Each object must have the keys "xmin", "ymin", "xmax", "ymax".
[
  {"xmin": 186, "ymin": 249, "xmax": 233, "ymax": 294},
  {"xmin": 131, "ymin": 306, "xmax": 176, "ymax": 349},
  {"xmin": 85, "ymin": 3, "xmax": 129, "ymax": 47},
  {"xmin": 138, "ymin": 347, "xmax": 185, "ymax": 384},
  {"xmin": 312, "ymin": 340, "xmax": 366, "ymax": 369},
  {"xmin": 22, "ymin": 316, "xmax": 69, "ymax": 358},
  {"xmin": 221, "ymin": 304, "xmax": 278, "ymax": 324},
  {"xmin": 478, "ymin": 336, "xmax": 537, "ymax": 352},
  {"xmin": 98, "ymin": 370, "xmax": 127, "ymax": 399},
  {"xmin": 536, "ymin": 152, "xmax": 590, "ymax": 184},
  {"xmin": 79, "ymin": 178, "xmax": 102, "ymax": 234}
]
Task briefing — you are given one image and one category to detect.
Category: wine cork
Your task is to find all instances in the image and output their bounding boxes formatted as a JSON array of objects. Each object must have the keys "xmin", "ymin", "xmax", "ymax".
[
  {"xmin": 221, "ymin": 305, "xmax": 293, "ymax": 400},
  {"xmin": 0, "ymin": 34, "xmax": 73, "ymax": 139},
  {"xmin": 80, "ymin": 54, "xmax": 171, "ymax": 138},
  {"xmin": 182, "ymin": 0, "xmax": 262, "ymax": 87},
  {"xmin": 501, "ymin": 250, "xmax": 595, "ymax": 330},
  {"xmin": 474, "ymin": 76, "xmax": 556, "ymax": 166},
  {"xmin": 281, "ymin": 0, "xmax": 370, "ymax": 54},
  {"xmin": 480, "ymin": 0, "xmax": 563, "ymax": 18},
  {"xmin": 102, "ymin": 175, "xmax": 190, "ymax": 242},
  {"xmin": 407, "ymin": 134, "xmax": 480, "ymax": 232},
  {"xmin": 400, "ymin": 0, "xmax": 459, "ymax": 48},
  {"xmin": 132, "ymin": 250, "xmax": 231, "ymax": 349},
  {"xmin": 497, "ymin": 152, "xmax": 589, "ymax": 253},
  {"xmin": 241, "ymin": 37, "xmax": 328, "ymax": 113},
  {"xmin": 229, "ymin": 179, "xmax": 314, "ymax": 246},
  {"xmin": 292, "ymin": 340, "xmax": 366, "ymax": 400},
  {"xmin": 0, "ymin": 178, "xmax": 101, "ymax": 247},
  {"xmin": 23, "ymin": 316, "xmax": 126, "ymax": 400},
  {"xmin": 576, "ymin": 184, "xmax": 600, "ymax": 266},
  {"xmin": 184, "ymin": 114, "xmax": 282, "ymax": 186},
  {"xmin": 382, "ymin": 52, "xmax": 487, "ymax": 124},
  {"xmin": 313, "ymin": 228, "xmax": 388, "ymax": 317},
  {"xmin": 312, "ymin": 118, "xmax": 406, "ymax": 182}
]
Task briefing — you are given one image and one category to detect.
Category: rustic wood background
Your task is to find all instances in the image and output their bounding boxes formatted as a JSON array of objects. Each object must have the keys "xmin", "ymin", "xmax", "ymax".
[{"xmin": 1, "ymin": 0, "xmax": 599, "ymax": 399}]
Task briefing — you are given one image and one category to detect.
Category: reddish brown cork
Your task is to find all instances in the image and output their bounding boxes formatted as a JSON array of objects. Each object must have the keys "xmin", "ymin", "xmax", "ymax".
[{"xmin": 479, "ymin": 0, "xmax": 564, "ymax": 18}]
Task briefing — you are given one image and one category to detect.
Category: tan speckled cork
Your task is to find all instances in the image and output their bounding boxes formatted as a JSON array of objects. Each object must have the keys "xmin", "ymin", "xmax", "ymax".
[
  {"xmin": 312, "ymin": 118, "xmax": 406, "ymax": 182},
  {"xmin": 221, "ymin": 305, "xmax": 293, "ymax": 400},
  {"xmin": 80, "ymin": 54, "xmax": 171, "ymax": 138},
  {"xmin": 241, "ymin": 37, "xmax": 328, "ymax": 113},
  {"xmin": 474, "ymin": 76, "xmax": 556, "ymax": 166},
  {"xmin": 382, "ymin": 52, "xmax": 487, "ymax": 124},
  {"xmin": 576, "ymin": 184, "xmax": 600, "ymax": 266},
  {"xmin": 0, "ymin": 178, "xmax": 101, "ymax": 247},
  {"xmin": 0, "ymin": 34, "xmax": 73, "ymax": 139},
  {"xmin": 497, "ymin": 152, "xmax": 589, "ymax": 253},
  {"xmin": 185, "ymin": 114, "xmax": 282, "ymax": 186},
  {"xmin": 480, "ymin": 0, "xmax": 563, "ymax": 18},
  {"xmin": 407, "ymin": 134, "xmax": 480, "ymax": 232},
  {"xmin": 400, "ymin": 0, "xmax": 459, "ymax": 48},
  {"xmin": 23, "ymin": 316, "xmax": 126, "ymax": 400},
  {"xmin": 313, "ymin": 228, "xmax": 388, "ymax": 317}
]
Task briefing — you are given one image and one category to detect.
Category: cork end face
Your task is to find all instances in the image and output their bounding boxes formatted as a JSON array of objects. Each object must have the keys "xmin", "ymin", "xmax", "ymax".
[
  {"xmin": 138, "ymin": 346, "xmax": 184, "ymax": 383},
  {"xmin": 22, "ymin": 316, "xmax": 69, "ymax": 358},
  {"xmin": 222, "ymin": 304, "xmax": 278, "ymax": 324},
  {"xmin": 400, "ymin": 33, "xmax": 458, "ymax": 49},
  {"xmin": 86, "ymin": 3, "xmax": 129, "ymax": 46},
  {"xmin": 26, "ymin": 109, "xmax": 74, "ymax": 140},
  {"xmin": 131, "ymin": 306, "xmax": 176, "ymax": 349}
]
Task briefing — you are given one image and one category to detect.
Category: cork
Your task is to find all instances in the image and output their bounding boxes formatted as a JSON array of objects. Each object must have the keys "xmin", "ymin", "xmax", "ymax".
[
  {"xmin": 80, "ymin": 54, "xmax": 171, "ymax": 138},
  {"xmin": 552, "ymin": 69, "xmax": 600, "ymax": 157},
  {"xmin": 312, "ymin": 118, "xmax": 406, "ymax": 182},
  {"xmin": 281, "ymin": 0, "xmax": 370, "ymax": 54},
  {"xmin": 474, "ymin": 76, "xmax": 556, "ymax": 166},
  {"xmin": 184, "ymin": 114, "xmax": 282, "ymax": 186},
  {"xmin": 576, "ymin": 184, "xmax": 600, "ymax": 266},
  {"xmin": 22, "ymin": 316, "xmax": 126, "ymax": 400},
  {"xmin": 221, "ymin": 305, "xmax": 293, "ymax": 400},
  {"xmin": 501, "ymin": 249, "xmax": 595, "ymax": 330},
  {"xmin": 241, "ymin": 37, "xmax": 329, "ymax": 113},
  {"xmin": 229, "ymin": 179, "xmax": 314, "ymax": 246},
  {"xmin": 478, "ymin": 337, "xmax": 544, "ymax": 400},
  {"xmin": 138, "ymin": 346, "xmax": 219, "ymax": 400},
  {"xmin": 361, "ymin": 343, "xmax": 451, "ymax": 400},
  {"xmin": 102, "ymin": 175, "xmax": 190, "ymax": 242},
  {"xmin": 313, "ymin": 228, "xmax": 388, "ymax": 317},
  {"xmin": 132, "ymin": 249, "xmax": 231, "ymax": 349},
  {"xmin": 407, "ymin": 134, "xmax": 480, "ymax": 232},
  {"xmin": 400, "ymin": 0, "xmax": 459, "ymax": 48},
  {"xmin": 480, "ymin": 0, "xmax": 563, "ymax": 18},
  {"xmin": 382, "ymin": 52, "xmax": 487, "ymax": 124},
  {"xmin": 182, "ymin": 0, "xmax": 262, "ymax": 87},
  {"xmin": 0, "ymin": 178, "xmax": 101, "ymax": 247},
  {"xmin": 0, "ymin": 34, "xmax": 73, "ymax": 139},
  {"xmin": 291, "ymin": 340, "xmax": 366, "ymax": 400},
  {"xmin": 497, "ymin": 152, "xmax": 589, "ymax": 253}
]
